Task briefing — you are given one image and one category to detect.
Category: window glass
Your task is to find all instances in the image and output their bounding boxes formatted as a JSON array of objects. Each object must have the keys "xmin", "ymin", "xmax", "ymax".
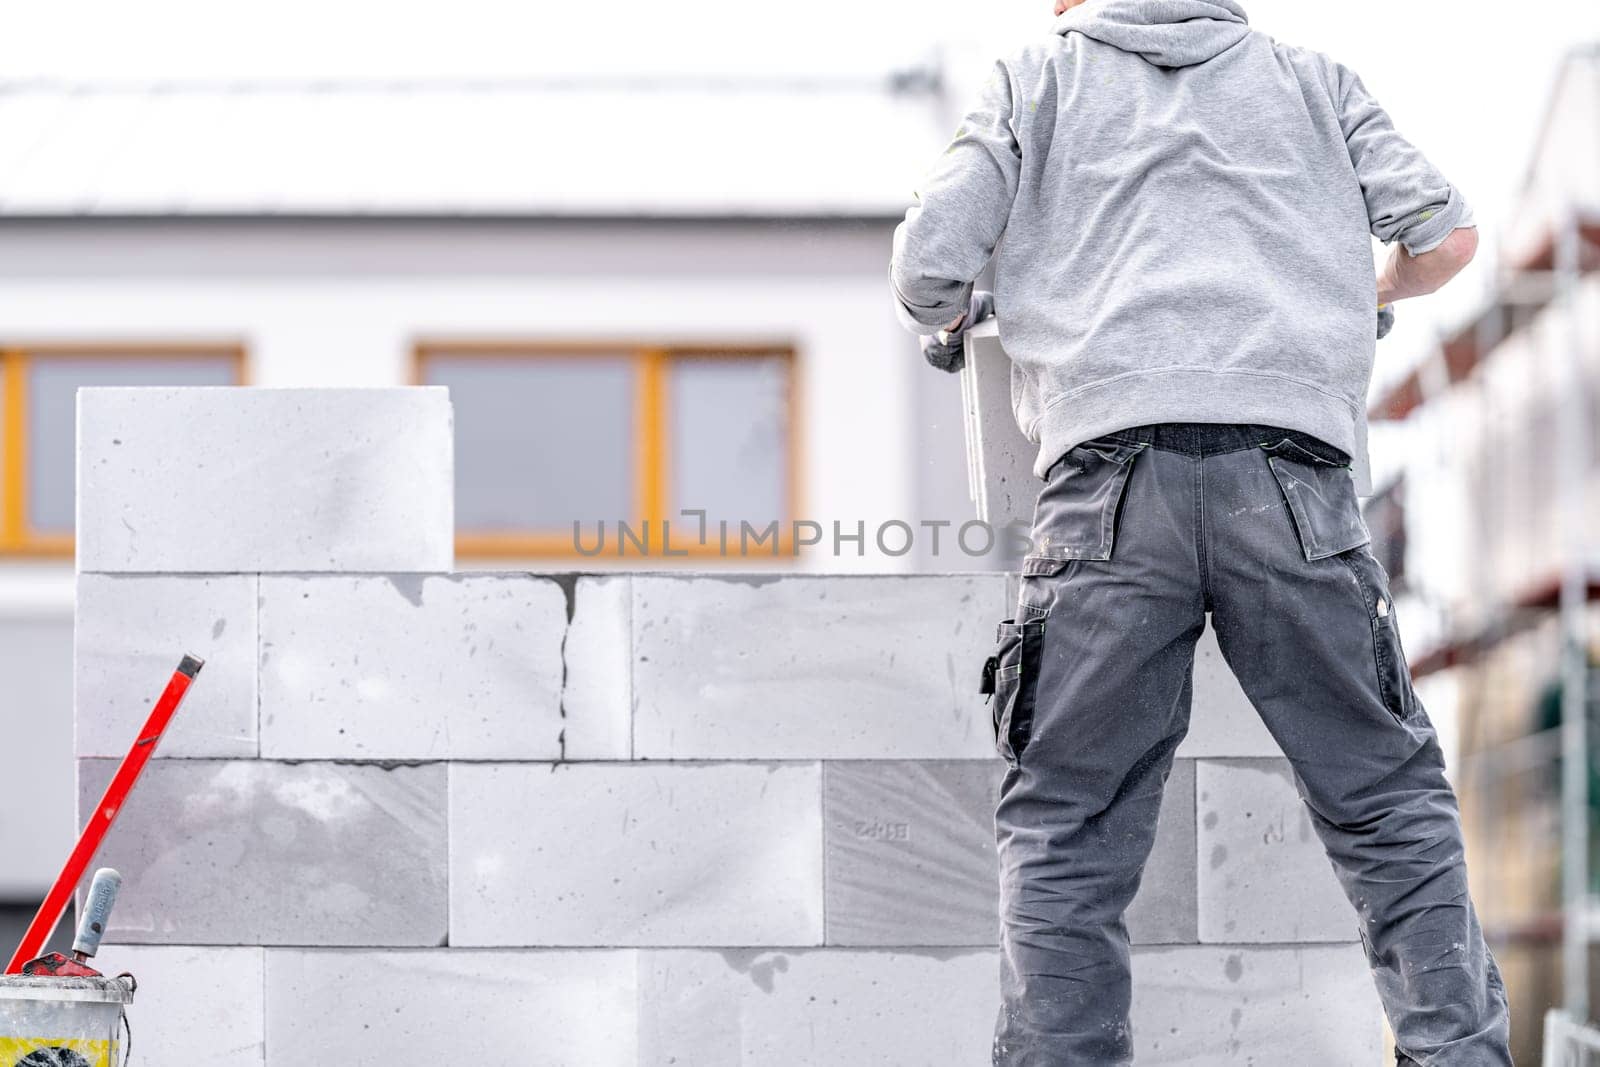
[
  {"xmin": 0, "ymin": 364, "xmax": 7, "ymax": 535},
  {"xmin": 668, "ymin": 355, "xmax": 790, "ymax": 529},
  {"xmin": 424, "ymin": 355, "xmax": 635, "ymax": 531},
  {"xmin": 28, "ymin": 356, "xmax": 238, "ymax": 534}
]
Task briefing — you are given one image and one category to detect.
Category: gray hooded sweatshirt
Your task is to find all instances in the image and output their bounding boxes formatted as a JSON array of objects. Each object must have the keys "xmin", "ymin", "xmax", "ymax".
[{"xmin": 889, "ymin": 0, "xmax": 1472, "ymax": 494}]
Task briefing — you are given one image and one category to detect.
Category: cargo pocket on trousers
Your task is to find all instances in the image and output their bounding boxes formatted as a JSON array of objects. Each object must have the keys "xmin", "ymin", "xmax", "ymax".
[
  {"xmin": 981, "ymin": 619, "xmax": 1045, "ymax": 765},
  {"xmin": 1373, "ymin": 600, "xmax": 1414, "ymax": 721},
  {"xmin": 1337, "ymin": 546, "xmax": 1416, "ymax": 722},
  {"xmin": 1261, "ymin": 436, "xmax": 1371, "ymax": 561},
  {"xmin": 1365, "ymin": 561, "xmax": 1416, "ymax": 721}
]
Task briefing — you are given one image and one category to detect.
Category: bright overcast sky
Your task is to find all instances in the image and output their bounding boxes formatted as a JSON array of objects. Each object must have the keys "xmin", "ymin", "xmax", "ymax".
[
  {"xmin": 8, "ymin": 0, "xmax": 1598, "ymax": 370},
  {"xmin": 8, "ymin": 0, "xmax": 1591, "ymax": 229}
]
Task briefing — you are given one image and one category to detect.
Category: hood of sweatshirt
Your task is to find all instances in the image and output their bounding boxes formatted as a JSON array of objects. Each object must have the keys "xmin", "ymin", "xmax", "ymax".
[{"xmin": 1056, "ymin": 0, "xmax": 1250, "ymax": 68}]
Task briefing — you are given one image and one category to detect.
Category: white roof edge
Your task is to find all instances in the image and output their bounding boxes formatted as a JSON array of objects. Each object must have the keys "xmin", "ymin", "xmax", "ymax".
[{"xmin": 0, "ymin": 79, "xmax": 943, "ymax": 218}]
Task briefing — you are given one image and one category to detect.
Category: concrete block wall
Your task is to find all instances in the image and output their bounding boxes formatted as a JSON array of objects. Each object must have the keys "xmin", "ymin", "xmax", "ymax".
[{"xmin": 73, "ymin": 387, "xmax": 1384, "ymax": 1064}]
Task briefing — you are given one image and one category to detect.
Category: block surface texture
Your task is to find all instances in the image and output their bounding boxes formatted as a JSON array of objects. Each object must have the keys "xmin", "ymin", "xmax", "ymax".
[
  {"xmin": 266, "ymin": 949, "xmax": 637, "ymax": 1066},
  {"xmin": 1127, "ymin": 757, "xmax": 1199, "ymax": 944},
  {"xmin": 639, "ymin": 948, "xmax": 1000, "ymax": 1066},
  {"xmin": 109, "ymin": 946, "xmax": 265, "ymax": 1066},
  {"xmin": 1196, "ymin": 759, "xmax": 1354, "ymax": 943},
  {"xmin": 559, "ymin": 575, "xmax": 634, "ymax": 759},
  {"xmin": 632, "ymin": 575, "xmax": 1005, "ymax": 759},
  {"xmin": 259, "ymin": 573, "xmax": 566, "ymax": 759},
  {"xmin": 75, "ymin": 574, "xmax": 259, "ymax": 758},
  {"xmin": 1131, "ymin": 943, "xmax": 1384, "ymax": 1064},
  {"xmin": 79, "ymin": 759, "xmax": 447, "ymax": 945},
  {"xmin": 823, "ymin": 760, "xmax": 999, "ymax": 945},
  {"xmin": 822, "ymin": 758, "xmax": 1195, "ymax": 946},
  {"xmin": 77, "ymin": 386, "xmax": 453, "ymax": 572},
  {"xmin": 450, "ymin": 762, "xmax": 824, "ymax": 946}
]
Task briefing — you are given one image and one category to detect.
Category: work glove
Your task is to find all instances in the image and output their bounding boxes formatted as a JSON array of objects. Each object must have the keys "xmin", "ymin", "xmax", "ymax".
[
  {"xmin": 920, "ymin": 290, "xmax": 995, "ymax": 373},
  {"xmin": 1377, "ymin": 302, "xmax": 1395, "ymax": 340}
]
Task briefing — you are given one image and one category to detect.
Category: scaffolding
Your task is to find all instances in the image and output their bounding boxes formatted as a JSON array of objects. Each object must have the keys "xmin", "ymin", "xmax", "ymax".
[
  {"xmin": 1368, "ymin": 49, "xmax": 1598, "ymax": 1060},
  {"xmin": 1396, "ymin": 208, "xmax": 1595, "ymax": 1062},
  {"xmin": 1548, "ymin": 1009, "xmax": 1600, "ymax": 1066}
]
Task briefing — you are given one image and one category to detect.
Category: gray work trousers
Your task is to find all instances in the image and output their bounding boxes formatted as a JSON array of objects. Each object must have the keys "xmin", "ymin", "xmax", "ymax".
[{"xmin": 988, "ymin": 422, "xmax": 1511, "ymax": 1066}]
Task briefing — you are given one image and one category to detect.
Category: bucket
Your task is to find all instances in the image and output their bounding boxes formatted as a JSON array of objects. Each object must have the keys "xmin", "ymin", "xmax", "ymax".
[{"xmin": 0, "ymin": 975, "xmax": 133, "ymax": 1067}]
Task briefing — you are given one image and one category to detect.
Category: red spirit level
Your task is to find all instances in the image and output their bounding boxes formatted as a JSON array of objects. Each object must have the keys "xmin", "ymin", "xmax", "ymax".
[{"xmin": 5, "ymin": 654, "xmax": 204, "ymax": 974}]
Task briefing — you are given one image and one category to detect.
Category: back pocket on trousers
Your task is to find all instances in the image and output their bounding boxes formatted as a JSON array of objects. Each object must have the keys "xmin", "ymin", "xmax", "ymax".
[
  {"xmin": 1030, "ymin": 439, "xmax": 1146, "ymax": 563},
  {"xmin": 1261, "ymin": 437, "xmax": 1371, "ymax": 561},
  {"xmin": 986, "ymin": 618, "xmax": 1045, "ymax": 764}
]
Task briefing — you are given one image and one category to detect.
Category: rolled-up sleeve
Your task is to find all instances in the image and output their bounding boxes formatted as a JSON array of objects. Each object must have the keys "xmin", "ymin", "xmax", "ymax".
[
  {"xmin": 1334, "ymin": 64, "xmax": 1473, "ymax": 255},
  {"xmin": 889, "ymin": 60, "xmax": 1022, "ymax": 334}
]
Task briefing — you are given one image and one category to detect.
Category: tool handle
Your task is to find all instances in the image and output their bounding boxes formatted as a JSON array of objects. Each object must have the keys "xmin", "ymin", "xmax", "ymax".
[{"xmin": 73, "ymin": 868, "xmax": 122, "ymax": 959}]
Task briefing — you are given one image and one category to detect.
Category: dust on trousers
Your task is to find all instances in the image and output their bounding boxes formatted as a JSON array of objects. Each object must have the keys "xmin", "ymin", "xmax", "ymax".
[{"xmin": 984, "ymin": 421, "xmax": 1512, "ymax": 1066}]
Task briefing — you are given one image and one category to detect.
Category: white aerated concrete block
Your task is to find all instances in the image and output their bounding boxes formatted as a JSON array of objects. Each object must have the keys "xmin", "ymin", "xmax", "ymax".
[
  {"xmin": 822, "ymin": 759, "xmax": 1197, "ymax": 946},
  {"xmin": 109, "ymin": 946, "xmax": 265, "ymax": 1066},
  {"xmin": 823, "ymin": 760, "xmax": 999, "ymax": 946},
  {"xmin": 634, "ymin": 947, "xmax": 1379, "ymax": 1065},
  {"xmin": 1196, "ymin": 759, "xmax": 1354, "ymax": 943},
  {"xmin": 77, "ymin": 387, "xmax": 452, "ymax": 572},
  {"xmin": 266, "ymin": 949, "xmax": 637, "ymax": 1066},
  {"xmin": 75, "ymin": 574, "xmax": 258, "ymax": 758},
  {"xmin": 561, "ymin": 576, "xmax": 633, "ymax": 760},
  {"xmin": 79, "ymin": 759, "xmax": 447, "ymax": 946},
  {"xmin": 259, "ymin": 574, "xmax": 566, "ymax": 760},
  {"xmin": 1177, "ymin": 625, "xmax": 1281, "ymax": 758},
  {"xmin": 639, "ymin": 948, "xmax": 999, "ymax": 1066},
  {"xmin": 1131, "ymin": 943, "xmax": 1383, "ymax": 1064},
  {"xmin": 450, "ymin": 762, "xmax": 823, "ymax": 947},
  {"xmin": 961, "ymin": 321, "xmax": 1037, "ymax": 532},
  {"xmin": 1128, "ymin": 758, "xmax": 1198, "ymax": 945},
  {"xmin": 632, "ymin": 576, "xmax": 1006, "ymax": 759}
]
